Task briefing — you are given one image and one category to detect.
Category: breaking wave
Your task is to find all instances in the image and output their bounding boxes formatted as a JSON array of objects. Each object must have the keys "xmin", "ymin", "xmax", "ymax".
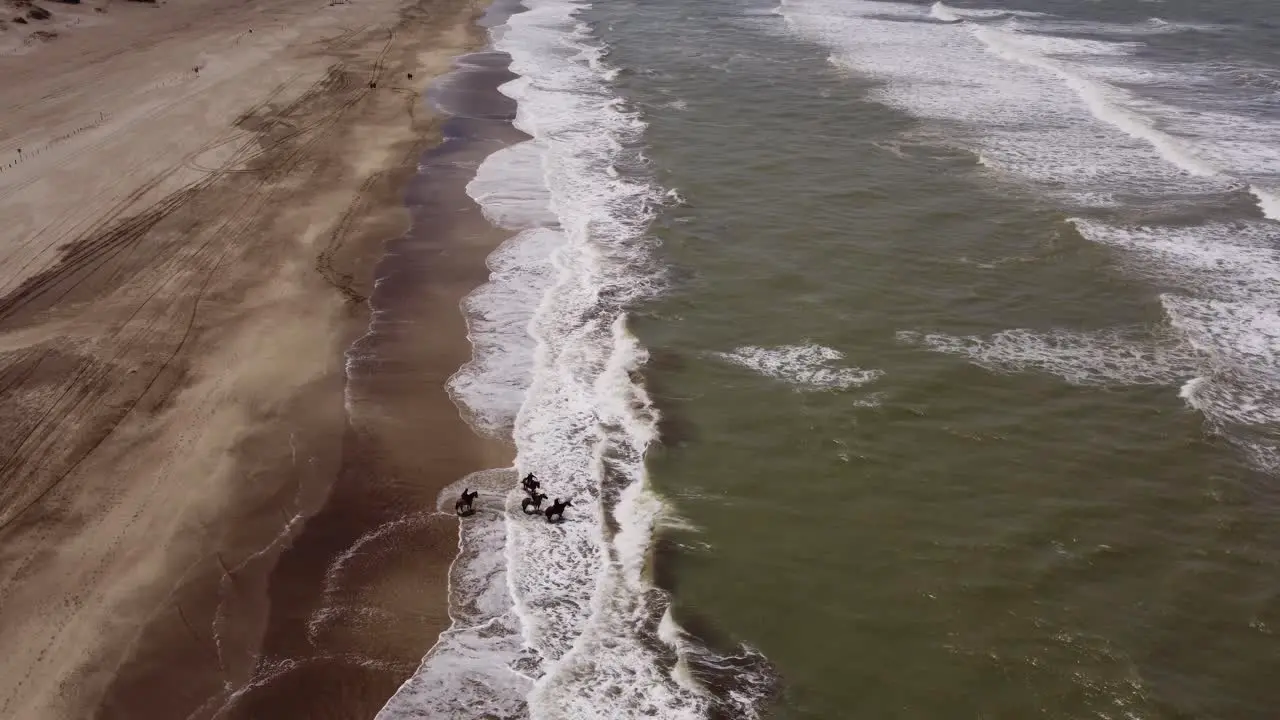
[
  {"xmin": 380, "ymin": 0, "xmax": 775, "ymax": 718},
  {"xmin": 784, "ymin": 0, "xmax": 1280, "ymax": 472}
]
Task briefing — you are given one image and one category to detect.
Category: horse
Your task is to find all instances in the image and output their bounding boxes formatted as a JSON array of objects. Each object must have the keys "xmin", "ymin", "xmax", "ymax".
[
  {"xmin": 521, "ymin": 473, "xmax": 540, "ymax": 495},
  {"xmin": 455, "ymin": 489, "xmax": 478, "ymax": 516},
  {"xmin": 521, "ymin": 492, "xmax": 548, "ymax": 514},
  {"xmin": 544, "ymin": 498, "xmax": 572, "ymax": 523}
]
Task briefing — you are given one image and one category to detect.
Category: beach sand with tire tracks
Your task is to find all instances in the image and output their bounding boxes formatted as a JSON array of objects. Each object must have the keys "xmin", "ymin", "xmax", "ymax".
[{"xmin": 0, "ymin": 0, "xmax": 509, "ymax": 717}]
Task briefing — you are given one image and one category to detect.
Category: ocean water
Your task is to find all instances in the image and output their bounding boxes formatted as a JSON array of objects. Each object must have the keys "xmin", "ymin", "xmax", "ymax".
[{"xmin": 381, "ymin": 0, "xmax": 1280, "ymax": 717}]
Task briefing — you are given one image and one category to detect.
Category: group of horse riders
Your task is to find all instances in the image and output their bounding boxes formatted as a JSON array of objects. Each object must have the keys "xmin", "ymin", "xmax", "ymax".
[{"xmin": 454, "ymin": 473, "xmax": 572, "ymax": 523}]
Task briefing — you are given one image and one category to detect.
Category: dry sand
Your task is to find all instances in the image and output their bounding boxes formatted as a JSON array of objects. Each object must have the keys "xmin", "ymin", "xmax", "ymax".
[{"xmin": 0, "ymin": 0, "xmax": 510, "ymax": 717}]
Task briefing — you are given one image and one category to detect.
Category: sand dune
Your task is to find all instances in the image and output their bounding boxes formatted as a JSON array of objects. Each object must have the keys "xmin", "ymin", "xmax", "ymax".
[{"xmin": 0, "ymin": 0, "xmax": 495, "ymax": 717}]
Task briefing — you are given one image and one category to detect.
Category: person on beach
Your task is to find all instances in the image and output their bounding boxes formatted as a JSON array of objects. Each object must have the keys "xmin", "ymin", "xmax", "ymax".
[
  {"xmin": 544, "ymin": 498, "xmax": 572, "ymax": 524},
  {"xmin": 521, "ymin": 492, "xmax": 548, "ymax": 514},
  {"xmin": 455, "ymin": 489, "xmax": 478, "ymax": 516}
]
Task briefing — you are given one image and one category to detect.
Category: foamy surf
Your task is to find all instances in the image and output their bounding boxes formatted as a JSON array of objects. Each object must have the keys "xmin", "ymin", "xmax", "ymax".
[
  {"xmin": 929, "ymin": 1, "xmax": 1048, "ymax": 23},
  {"xmin": 382, "ymin": 0, "xmax": 773, "ymax": 717},
  {"xmin": 715, "ymin": 343, "xmax": 884, "ymax": 393},
  {"xmin": 782, "ymin": 0, "xmax": 1277, "ymax": 210},
  {"xmin": 375, "ymin": 470, "xmax": 533, "ymax": 720},
  {"xmin": 1065, "ymin": 221, "xmax": 1280, "ymax": 457},
  {"xmin": 896, "ymin": 328, "xmax": 1201, "ymax": 386},
  {"xmin": 783, "ymin": 0, "xmax": 1280, "ymax": 472},
  {"xmin": 448, "ymin": 140, "xmax": 564, "ymax": 435}
]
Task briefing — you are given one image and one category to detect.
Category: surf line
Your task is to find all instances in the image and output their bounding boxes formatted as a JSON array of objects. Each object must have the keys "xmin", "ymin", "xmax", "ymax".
[
  {"xmin": 457, "ymin": 0, "xmax": 737, "ymax": 716},
  {"xmin": 378, "ymin": 0, "xmax": 778, "ymax": 717},
  {"xmin": 368, "ymin": 0, "xmax": 541, "ymax": 717}
]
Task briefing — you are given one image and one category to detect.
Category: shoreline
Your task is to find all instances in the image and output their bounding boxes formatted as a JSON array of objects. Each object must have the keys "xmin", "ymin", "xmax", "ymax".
[
  {"xmin": 371, "ymin": 0, "xmax": 778, "ymax": 714},
  {"xmin": 203, "ymin": 40, "xmax": 527, "ymax": 720},
  {"xmin": 0, "ymin": 0, "xmax": 507, "ymax": 717}
]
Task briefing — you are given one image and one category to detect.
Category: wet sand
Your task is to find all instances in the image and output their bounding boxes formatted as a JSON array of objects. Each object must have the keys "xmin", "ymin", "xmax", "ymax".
[
  {"xmin": 186, "ymin": 58, "xmax": 526, "ymax": 720},
  {"xmin": 0, "ymin": 0, "xmax": 508, "ymax": 717}
]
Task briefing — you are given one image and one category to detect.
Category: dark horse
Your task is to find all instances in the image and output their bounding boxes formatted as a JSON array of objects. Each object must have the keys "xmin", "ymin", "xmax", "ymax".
[
  {"xmin": 455, "ymin": 489, "xmax": 478, "ymax": 516},
  {"xmin": 521, "ymin": 492, "xmax": 548, "ymax": 514},
  {"xmin": 544, "ymin": 498, "xmax": 572, "ymax": 523},
  {"xmin": 521, "ymin": 473, "xmax": 540, "ymax": 495}
]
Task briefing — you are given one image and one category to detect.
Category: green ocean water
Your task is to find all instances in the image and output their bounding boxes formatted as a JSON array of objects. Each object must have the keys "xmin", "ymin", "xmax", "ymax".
[{"xmin": 592, "ymin": 0, "xmax": 1280, "ymax": 717}]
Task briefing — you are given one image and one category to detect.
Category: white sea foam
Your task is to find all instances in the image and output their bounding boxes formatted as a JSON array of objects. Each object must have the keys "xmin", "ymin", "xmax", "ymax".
[
  {"xmin": 448, "ymin": 141, "xmax": 565, "ymax": 434},
  {"xmin": 1068, "ymin": 221, "xmax": 1280, "ymax": 304},
  {"xmin": 383, "ymin": 0, "xmax": 772, "ymax": 717},
  {"xmin": 1162, "ymin": 295, "xmax": 1280, "ymax": 419},
  {"xmin": 715, "ymin": 343, "xmax": 883, "ymax": 392},
  {"xmin": 1070, "ymin": 220, "xmax": 1280, "ymax": 438},
  {"xmin": 1253, "ymin": 187, "xmax": 1280, "ymax": 221},
  {"xmin": 900, "ymin": 221, "xmax": 1280, "ymax": 461},
  {"xmin": 782, "ymin": 0, "xmax": 1280, "ymax": 210},
  {"xmin": 897, "ymin": 328, "xmax": 1200, "ymax": 386},
  {"xmin": 450, "ymin": 227, "xmax": 561, "ymax": 433},
  {"xmin": 929, "ymin": 2, "xmax": 1049, "ymax": 23},
  {"xmin": 785, "ymin": 0, "xmax": 1280, "ymax": 470},
  {"xmin": 900, "ymin": 227, "xmax": 1280, "ymax": 441},
  {"xmin": 467, "ymin": 141, "xmax": 560, "ymax": 229},
  {"xmin": 932, "ymin": 1, "xmax": 1222, "ymax": 36},
  {"xmin": 377, "ymin": 472, "xmax": 534, "ymax": 720},
  {"xmin": 791, "ymin": 2, "xmax": 1229, "ymax": 205},
  {"xmin": 929, "ymin": 2, "xmax": 962, "ymax": 23}
]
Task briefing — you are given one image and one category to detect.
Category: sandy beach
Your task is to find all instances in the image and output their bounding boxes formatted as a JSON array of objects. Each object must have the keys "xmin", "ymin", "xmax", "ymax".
[{"xmin": 0, "ymin": 0, "xmax": 509, "ymax": 717}]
